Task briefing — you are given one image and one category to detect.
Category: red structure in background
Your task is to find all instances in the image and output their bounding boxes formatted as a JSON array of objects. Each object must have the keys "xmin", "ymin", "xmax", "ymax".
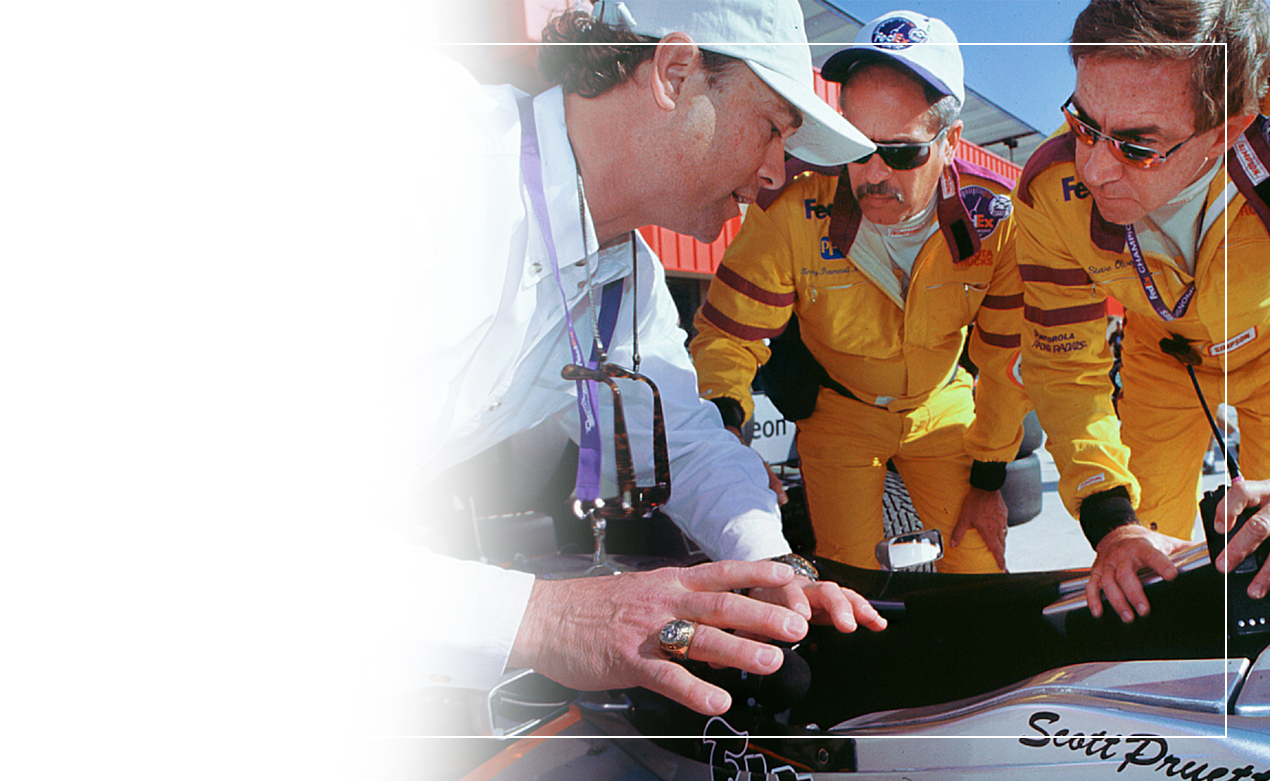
[{"xmin": 642, "ymin": 73, "xmax": 1025, "ymax": 277}]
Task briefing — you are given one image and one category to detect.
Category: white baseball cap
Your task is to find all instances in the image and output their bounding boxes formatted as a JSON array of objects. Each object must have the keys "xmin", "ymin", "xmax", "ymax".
[
  {"xmin": 820, "ymin": 10, "xmax": 965, "ymax": 106},
  {"xmin": 591, "ymin": 0, "xmax": 875, "ymax": 166}
]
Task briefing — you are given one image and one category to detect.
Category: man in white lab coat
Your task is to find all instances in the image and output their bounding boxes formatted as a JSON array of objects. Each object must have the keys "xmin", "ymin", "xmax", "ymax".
[{"xmin": 411, "ymin": 0, "xmax": 886, "ymax": 717}]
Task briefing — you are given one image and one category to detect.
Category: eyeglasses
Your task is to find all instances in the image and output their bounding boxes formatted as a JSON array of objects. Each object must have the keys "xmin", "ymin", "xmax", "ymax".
[
  {"xmin": 850, "ymin": 126, "xmax": 948, "ymax": 171},
  {"xmin": 1061, "ymin": 96, "xmax": 1200, "ymax": 170}
]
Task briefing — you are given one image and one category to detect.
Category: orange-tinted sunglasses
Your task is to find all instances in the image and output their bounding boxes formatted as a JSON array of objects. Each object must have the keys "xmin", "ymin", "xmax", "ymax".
[{"xmin": 1061, "ymin": 95, "xmax": 1200, "ymax": 170}]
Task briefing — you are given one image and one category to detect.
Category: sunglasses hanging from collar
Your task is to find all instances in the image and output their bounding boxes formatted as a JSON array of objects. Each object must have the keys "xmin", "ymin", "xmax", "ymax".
[{"xmin": 517, "ymin": 97, "xmax": 671, "ymax": 550}]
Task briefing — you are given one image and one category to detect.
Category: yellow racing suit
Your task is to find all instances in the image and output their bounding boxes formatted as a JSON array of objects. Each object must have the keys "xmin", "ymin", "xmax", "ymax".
[
  {"xmin": 1016, "ymin": 117, "xmax": 1270, "ymax": 544},
  {"xmin": 691, "ymin": 160, "xmax": 1030, "ymax": 572}
]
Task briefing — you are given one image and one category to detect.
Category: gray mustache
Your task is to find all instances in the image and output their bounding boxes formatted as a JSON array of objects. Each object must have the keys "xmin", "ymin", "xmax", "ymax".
[{"xmin": 855, "ymin": 182, "xmax": 904, "ymax": 201}]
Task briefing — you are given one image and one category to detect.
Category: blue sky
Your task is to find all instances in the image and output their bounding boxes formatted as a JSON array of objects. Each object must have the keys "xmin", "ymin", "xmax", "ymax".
[{"xmin": 823, "ymin": 0, "xmax": 1089, "ymax": 135}]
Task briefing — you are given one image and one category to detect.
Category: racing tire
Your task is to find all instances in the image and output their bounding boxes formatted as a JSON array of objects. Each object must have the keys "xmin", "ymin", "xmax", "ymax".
[
  {"xmin": 1002, "ymin": 451, "xmax": 1043, "ymax": 527},
  {"xmin": 883, "ymin": 469, "xmax": 924, "ymax": 537},
  {"xmin": 1015, "ymin": 410, "xmax": 1044, "ymax": 459},
  {"xmin": 882, "ymin": 470, "xmax": 934, "ymax": 572},
  {"xmin": 780, "ymin": 472, "xmax": 927, "ymax": 561}
]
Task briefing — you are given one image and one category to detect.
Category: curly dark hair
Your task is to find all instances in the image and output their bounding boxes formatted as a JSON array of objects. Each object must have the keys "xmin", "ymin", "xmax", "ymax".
[
  {"xmin": 537, "ymin": 10, "xmax": 741, "ymax": 98},
  {"xmin": 1070, "ymin": 0, "xmax": 1270, "ymax": 131}
]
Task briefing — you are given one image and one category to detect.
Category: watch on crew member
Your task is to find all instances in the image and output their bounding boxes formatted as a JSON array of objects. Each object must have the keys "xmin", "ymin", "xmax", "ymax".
[{"xmin": 770, "ymin": 553, "xmax": 819, "ymax": 582}]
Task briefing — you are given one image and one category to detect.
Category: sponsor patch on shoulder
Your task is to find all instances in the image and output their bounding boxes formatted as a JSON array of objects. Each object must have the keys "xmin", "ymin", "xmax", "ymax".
[
  {"xmin": 940, "ymin": 168, "xmax": 957, "ymax": 199},
  {"xmin": 1077, "ymin": 473, "xmax": 1106, "ymax": 492},
  {"xmin": 961, "ymin": 185, "xmax": 1012, "ymax": 238},
  {"xmin": 1209, "ymin": 326, "xmax": 1258, "ymax": 356},
  {"xmin": 1234, "ymin": 136, "xmax": 1269, "ymax": 185}
]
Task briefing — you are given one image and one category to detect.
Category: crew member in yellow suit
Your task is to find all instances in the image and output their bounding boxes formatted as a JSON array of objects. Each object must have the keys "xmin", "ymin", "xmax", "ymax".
[
  {"xmin": 691, "ymin": 11, "xmax": 1029, "ymax": 572},
  {"xmin": 1015, "ymin": 0, "xmax": 1270, "ymax": 621}
]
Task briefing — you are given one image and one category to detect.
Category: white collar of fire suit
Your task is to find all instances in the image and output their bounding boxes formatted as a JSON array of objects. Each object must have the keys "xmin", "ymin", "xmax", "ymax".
[
  {"xmin": 1134, "ymin": 158, "xmax": 1230, "ymax": 276},
  {"xmin": 852, "ymin": 192, "xmax": 940, "ymax": 305}
]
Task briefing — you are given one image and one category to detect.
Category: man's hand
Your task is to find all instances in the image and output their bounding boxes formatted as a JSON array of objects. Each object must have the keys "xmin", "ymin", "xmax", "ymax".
[
  {"xmin": 508, "ymin": 561, "xmax": 809, "ymax": 716},
  {"xmin": 1215, "ymin": 479, "xmax": 1270, "ymax": 599},
  {"xmin": 725, "ymin": 424, "xmax": 788, "ymax": 505},
  {"xmin": 1085, "ymin": 525, "xmax": 1191, "ymax": 622},
  {"xmin": 749, "ymin": 577, "xmax": 888, "ymax": 635},
  {"xmin": 950, "ymin": 486, "xmax": 1008, "ymax": 570}
]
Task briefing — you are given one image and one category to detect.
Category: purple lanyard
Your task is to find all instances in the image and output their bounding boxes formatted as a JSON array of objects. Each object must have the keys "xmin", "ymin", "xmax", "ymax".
[
  {"xmin": 580, "ymin": 282, "xmax": 625, "ymax": 503},
  {"xmin": 1124, "ymin": 224, "xmax": 1196, "ymax": 322},
  {"xmin": 517, "ymin": 96, "xmax": 622, "ymax": 504}
]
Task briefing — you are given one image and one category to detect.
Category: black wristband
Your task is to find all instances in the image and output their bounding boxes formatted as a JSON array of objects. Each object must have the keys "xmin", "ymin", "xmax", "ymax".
[
  {"xmin": 969, "ymin": 460, "xmax": 1007, "ymax": 492},
  {"xmin": 1079, "ymin": 486, "xmax": 1139, "ymax": 549},
  {"xmin": 709, "ymin": 397, "xmax": 746, "ymax": 431}
]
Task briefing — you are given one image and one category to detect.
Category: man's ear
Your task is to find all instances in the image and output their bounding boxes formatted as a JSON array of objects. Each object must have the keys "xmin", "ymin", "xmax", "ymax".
[
  {"xmin": 935, "ymin": 119, "xmax": 964, "ymax": 166},
  {"xmin": 1204, "ymin": 112, "xmax": 1257, "ymax": 157},
  {"xmin": 943, "ymin": 119, "xmax": 965, "ymax": 155},
  {"xmin": 650, "ymin": 32, "xmax": 699, "ymax": 111}
]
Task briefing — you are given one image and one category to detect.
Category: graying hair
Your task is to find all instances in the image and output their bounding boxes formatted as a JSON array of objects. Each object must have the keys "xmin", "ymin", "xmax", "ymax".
[
  {"xmin": 840, "ymin": 59, "xmax": 962, "ymax": 133},
  {"xmin": 1070, "ymin": 0, "xmax": 1270, "ymax": 131}
]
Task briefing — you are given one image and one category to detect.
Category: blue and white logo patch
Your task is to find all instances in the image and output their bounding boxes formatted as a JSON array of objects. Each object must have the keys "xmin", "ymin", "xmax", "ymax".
[
  {"xmin": 961, "ymin": 186, "xmax": 1012, "ymax": 239},
  {"xmin": 872, "ymin": 17, "xmax": 929, "ymax": 49}
]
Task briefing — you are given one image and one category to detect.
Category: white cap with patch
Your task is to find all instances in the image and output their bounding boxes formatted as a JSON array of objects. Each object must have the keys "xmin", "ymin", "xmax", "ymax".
[
  {"xmin": 591, "ymin": 0, "xmax": 875, "ymax": 166},
  {"xmin": 820, "ymin": 9, "xmax": 965, "ymax": 105}
]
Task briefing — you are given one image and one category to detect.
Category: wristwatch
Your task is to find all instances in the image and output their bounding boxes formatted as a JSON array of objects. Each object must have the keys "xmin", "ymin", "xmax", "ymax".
[{"xmin": 770, "ymin": 553, "xmax": 819, "ymax": 582}]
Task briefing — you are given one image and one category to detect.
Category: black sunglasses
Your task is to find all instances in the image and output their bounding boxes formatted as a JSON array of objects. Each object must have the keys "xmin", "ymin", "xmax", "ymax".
[
  {"xmin": 1061, "ymin": 95, "xmax": 1200, "ymax": 170},
  {"xmin": 851, "ymin": 126, "xmax": 949, "ymax": 170}
]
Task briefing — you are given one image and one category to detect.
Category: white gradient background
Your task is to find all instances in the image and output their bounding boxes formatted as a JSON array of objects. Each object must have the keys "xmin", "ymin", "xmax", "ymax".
[{"xmin": 0, "ymin": 2, "xmax": 1225, "ymax": 779}]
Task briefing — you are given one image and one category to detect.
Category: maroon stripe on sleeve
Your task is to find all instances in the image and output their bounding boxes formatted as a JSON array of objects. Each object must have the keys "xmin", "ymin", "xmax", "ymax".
[
  {"xmin": 700, "ymin": 301, "xmax": 788, "ymax": 342},
  {"xmin": 715, "ymin": 265, "xmax": 797, "ymax": 307},
  {"xmin": 976, "ymin": 329, "xmax": 1021, "ymax": 348},
  {"xmin": 1018, "ymin": 264, "xmax": 1093, "ymax": 286},
  {"xmin": 1024, "ymin": 301, "xmax": 1106, "ymax": 327},
  {"xmin": 980, "ymin": 292, "xmax": 1023, "ymax": 310}
]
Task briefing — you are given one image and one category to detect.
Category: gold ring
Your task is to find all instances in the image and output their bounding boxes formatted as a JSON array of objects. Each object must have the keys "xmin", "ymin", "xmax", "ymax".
[{"xmin": 657, "ymin": 619, "xmax": 697, "ymax": 661}]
